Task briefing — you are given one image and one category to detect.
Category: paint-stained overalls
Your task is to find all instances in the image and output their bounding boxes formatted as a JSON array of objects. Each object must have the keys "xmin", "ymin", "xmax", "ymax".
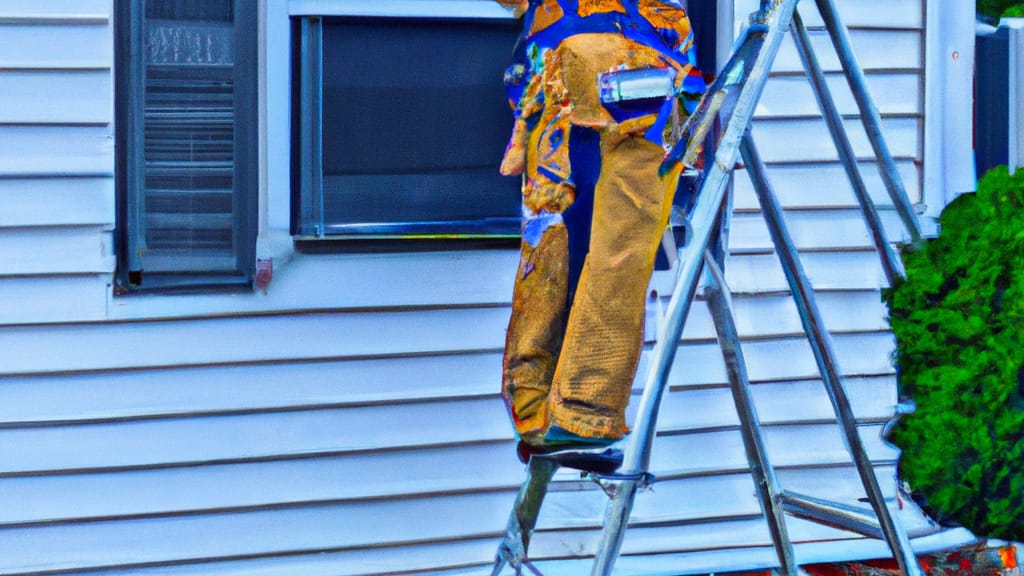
[{"xmin": 500, "ymin": 0, "xmax": 705, "ymax": 447}]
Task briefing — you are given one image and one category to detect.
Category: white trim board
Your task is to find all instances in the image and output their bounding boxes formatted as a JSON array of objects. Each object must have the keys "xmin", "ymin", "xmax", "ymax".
[
  {"xmin": 922, "ymin": 0, "xmax": 977, "ymax": 233},
  {"xmin": 288, "ymin": 0, "xmax": 517, "ymax": 18}
]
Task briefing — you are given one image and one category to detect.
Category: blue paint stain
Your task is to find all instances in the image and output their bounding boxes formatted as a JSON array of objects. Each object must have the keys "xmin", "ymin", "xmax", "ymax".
[{"xmin": 522, "ymin": 211, "xmax": 564, "ymax": 248}]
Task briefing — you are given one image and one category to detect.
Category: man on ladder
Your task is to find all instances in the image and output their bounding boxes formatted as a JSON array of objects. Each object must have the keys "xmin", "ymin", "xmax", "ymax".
[{"xmin": 494, "ymin": 0, "xmax": 706, "ymax": 460}]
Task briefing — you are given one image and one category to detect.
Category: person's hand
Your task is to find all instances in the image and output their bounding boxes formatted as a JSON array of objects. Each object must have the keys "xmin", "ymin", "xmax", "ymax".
[{"xmin": 500, "ymin": 119, "xmax": 528, "ymax": 175}]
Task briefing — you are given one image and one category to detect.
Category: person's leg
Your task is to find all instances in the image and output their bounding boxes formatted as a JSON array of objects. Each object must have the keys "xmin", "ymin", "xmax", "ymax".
[
  {"xmin": 501, "ymin": 215, "xmax": 570, "ymax": 443},
  {"xmin": 546, "ymin": 133, "xmax": 675, "ymax": 441}
]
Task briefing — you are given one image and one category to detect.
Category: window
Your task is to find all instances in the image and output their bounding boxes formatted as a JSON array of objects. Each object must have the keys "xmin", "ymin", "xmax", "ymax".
[
  {"xmin": 292, "ymin": 14, "xmax": 522, "ymax": 239},
  {"xmin": 116, "ymin": 0, "xmax": 258, "ymax": 289}
]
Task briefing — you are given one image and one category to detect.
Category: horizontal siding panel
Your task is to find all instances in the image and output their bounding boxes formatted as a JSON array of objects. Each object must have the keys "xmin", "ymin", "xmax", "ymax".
[
  {"xmin": 0, "ymin": 392, "xmax": 897, "ymax": 526},
  {"xmin": 0, "ymin": 404, "xmax": 890, "ymax": 470},
  {"xmin": 0, "ymin": 15, "xmax": 107, "ymax": 25},
  {"xmin": 796, "ymin": 0, "xmax": 922, "ymax": 29},
  {"xmin": 31, "ymin": 486, "xmax": 954, "ymax": 576},
  {"xmin": 539, "ymin": 540, "xmax": 957, "ymax": 576},
  {"xmin": 0, "ymin": 493, "xmax": 514, "ymax": 574},
  {"xmin": 0, "ymin": 289, "xmax": 890, "ymax": 376},
  {"xmin": 0, "ymin": 398, "xmax": 510, "ymax": 475},
  {"xmin": 744, "ymin": 374, "xmax": 896, "ymax": 422},
  {"xmin": 655, "ymin": 332, "xmax": 896, "ymax": 389},
  {"xmin": 10, "ymin": 524, "xmax": 931, "ymax": 576},
  {"xmin": 338, "ymin": 523, "xmax": 954, "ymax": 576},
  {"xmin": 0, "ymin": 444, "xmax": 524, "ymax": 526},
  {"xmin": 724, "ymin": 250, "xmax": 889, "ymax": 293},
  {"xmin": 756, "ymin": 72, "xmax": 920, "ymax": 118},
  {"xmin": 0, "ymin": 22, "xmax": 111, "ymax": 69},
  {"xmin": 0, "ymin": 70, "xmax": 111, "ymax": 124},
  {"xmin": 106, "ymin": 250, "xmax": 522, "ymax": 321},
  {"xmin": 654, "ymin": 375, "xmax": 896, "ymax": 432},
  {"xmin": 0, "ymin": 307, "xmax": 512, "ymax": 375},
  {"xmin": 646, "ymin": 423, "xmax": 896, "ymax": 478},
  {"xmin": 1, "ymin": 292, "xmax": 887, "ymax": 424},
  {"xmin": 0, "ymin": 125, "xmax": 113, "ymax": 176},
  {"xmin": 96, "ymin": 538, "xmax": 503, "ymax": 576},
  {"xmin": 537, "ymin": 470, "xmax": 919, "ymax": 555},
  {"xmin": 1, "ymin": 346, "xmax": 896, "ymax": 475},
  {"xmin": 647, "ymin": 288, "xmax": 890, "ymax": 350},
  {"xmin": 0, "ymin": 177, "xmax": 114, "ymax": 227},
  {"xmin": 750, "ymin": 117, "xmax": 919, "ymax": 164},
  {"xmin": 0, "ymin": 276, "xmax": 108, "ymax": 324},
  {"xmin": 0, "ymin": 227, "xmax": 113, "ymax": 276},
  {"xmin": 539, "ymin": 528, "xmax": 956, "ymax": 576},
  {"xmin": 725, "ymin": 290, "xmax": 890, "ymax": 336},
  {"xmin": 537, "ymin": 474, "xmax": 762, "ymax": 530},
  {"xmin": 0, "ymin": 0, "xmax": 110, "ymax": 18},
  {"xmin": 2, "ymin": 510, "xmax": 959, "ymax": 576},
  {"xmin": 0, "ymin": 460, "xmax": 907, "ymax": 575},
  {"xmin": 609, "ymin": 541, "xmax": 792, "ymax": 576},
  {"xmin": 60, "ymin": 529, "xmax": 834, "ymax": 576},
  {"xmin": 615, "ymin": 519, "xmax": 774, "ymax": 559},
  {"xmin": 771, "ymin": 29, "xmax": 922, "ymax": 73},
  {"xmin": 0, "ymin": 334, "xmax": 897, "ymax": 474},
  {"xmin": 733, "ymin": 161, "xmax": 922, "ymax": 209},
  {"xmin": 728, "ymin": 208, "xmax": 913, "ymax": 252},
  {"xmin": 0, "ymin": 353, "xmax": 504, "ymax": 424}
]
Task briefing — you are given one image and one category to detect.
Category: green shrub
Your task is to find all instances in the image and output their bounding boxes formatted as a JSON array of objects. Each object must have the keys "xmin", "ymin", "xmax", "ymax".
[
  {"xmin": 1005, "ymin": 4, "xmax": 1024, "ymax": 17},
  {"xmin": 978, "ymin": 0, "xmax": 1024, "ymax": 18},
  {"xmin": 884, "ymin": 166, "xmax": 1024, "ymax": 540}
]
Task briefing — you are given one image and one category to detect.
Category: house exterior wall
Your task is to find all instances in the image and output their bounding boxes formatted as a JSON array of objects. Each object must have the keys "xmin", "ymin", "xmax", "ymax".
[
  {"xmin": 0, "ymin": 0, "xmax": 976, "ymax": 574},
  {"xmin": 0, "ymin": 0, "xmax": 114, "ymax": 324}
]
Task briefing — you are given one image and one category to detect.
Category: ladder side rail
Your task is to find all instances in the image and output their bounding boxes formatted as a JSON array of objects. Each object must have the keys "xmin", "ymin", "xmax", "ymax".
[
  {"xmin": 589, "ymin": 198, "xmax": 723, "ymax": 576},
  {"xmin": 789, "ymin": 8, "xmax": 905, "ymax": 286},
  {"xmin": 491, "ymin": 458, "xmax": 560, "ymax": 576},
  {"xmin": 622, "ymin": 0, "xmax": 801, "ymax": 480},
  {"xmin": 813, "ymin": 0, "xmax": 923, "ymax": 246},
  {"xmin": 704, "ymin": 250, "xmax": 799, "ymax": 575},
  {"xmin": 739, "ymin": 133, "xmax": 924, "ymax": 576},
  {"xmin": 592, "ymin": 4, "xmax": 802, "ymax": 573}
]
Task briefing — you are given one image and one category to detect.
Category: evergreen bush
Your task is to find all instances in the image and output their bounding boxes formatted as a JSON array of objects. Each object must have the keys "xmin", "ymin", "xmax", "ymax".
[
  {"xmin": 884, "ymin": 167, "xmax": 1024, "ymax": 540},
  {"xmin": 978, "ymin": 0, "xmax": 1024, "ymax": 18}
]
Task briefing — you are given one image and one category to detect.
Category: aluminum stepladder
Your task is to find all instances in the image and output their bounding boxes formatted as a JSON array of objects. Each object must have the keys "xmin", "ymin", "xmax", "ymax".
[{"xmin": 491, "ymin": 0, "xmax": 927, "ymax": 574}]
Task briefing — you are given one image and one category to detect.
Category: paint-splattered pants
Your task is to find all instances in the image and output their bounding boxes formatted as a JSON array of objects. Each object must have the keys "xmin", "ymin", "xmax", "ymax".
[{"xmin": 501, "ymin": 35, "xmax": 678, "ymax": 444}]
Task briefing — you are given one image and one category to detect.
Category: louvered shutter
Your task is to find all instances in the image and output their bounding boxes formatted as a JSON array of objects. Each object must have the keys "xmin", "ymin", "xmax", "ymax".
[{"xmin": 123, "ymin": 0, "xmax": 255, "ymax": 286}]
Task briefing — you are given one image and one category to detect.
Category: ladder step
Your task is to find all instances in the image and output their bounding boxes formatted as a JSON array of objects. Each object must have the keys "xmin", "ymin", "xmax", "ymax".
[
  {"xmin": 531, "ymin": 447, "xmax": 624, "ymax": 475},
  {"xmin": 780, "ymin": 489, "xmax": 883, "ymax": 539}
]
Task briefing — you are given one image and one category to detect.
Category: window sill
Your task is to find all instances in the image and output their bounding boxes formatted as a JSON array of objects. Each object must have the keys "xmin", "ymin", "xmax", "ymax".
[{"xmin": 105, "ymin": 234, "xmax": 520, "ymax": 322}]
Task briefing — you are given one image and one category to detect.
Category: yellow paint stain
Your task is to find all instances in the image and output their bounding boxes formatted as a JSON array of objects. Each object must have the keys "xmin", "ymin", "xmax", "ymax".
[
  {"xmin": 577, "ymin": 0, "xmax": 627, "ymax": 18},
  {"xmin": 529, "ymin": 0, "xmax": 564, "ymax": 35}
]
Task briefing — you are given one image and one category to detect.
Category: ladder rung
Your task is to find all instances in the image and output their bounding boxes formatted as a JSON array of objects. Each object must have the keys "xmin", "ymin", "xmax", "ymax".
[
  {"xmin": 530, "ymin": 447, "xmax": 624, "ymax": 475},
  {"xmin": 780, "ymin": 489, "xmax": 883, "ymax": 539}
]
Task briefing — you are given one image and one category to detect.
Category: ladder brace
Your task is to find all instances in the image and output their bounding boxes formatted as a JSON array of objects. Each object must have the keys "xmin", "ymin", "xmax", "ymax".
[{"xmin": 781, "ymin": 490, "xmax": 885, "ymax": 541}]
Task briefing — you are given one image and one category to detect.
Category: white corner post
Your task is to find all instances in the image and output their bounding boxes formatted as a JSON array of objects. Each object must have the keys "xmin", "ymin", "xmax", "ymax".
[
  {"xmin": 921, "ymin": 0, "xmax": 977, "ymax": 236},
  {"xmin": 1005, "ymin": 18, "xmax": 1024, "ymax": 175}
]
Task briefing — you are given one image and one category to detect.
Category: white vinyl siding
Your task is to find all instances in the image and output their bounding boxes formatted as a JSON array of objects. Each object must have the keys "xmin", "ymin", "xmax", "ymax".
[
  {"xmin": 0, "ymin": 0, "xmax": 974, "ymax": 574},
  {"xmin": 0, "ymin": 3, "xmax": 114, "ymax": 325}
]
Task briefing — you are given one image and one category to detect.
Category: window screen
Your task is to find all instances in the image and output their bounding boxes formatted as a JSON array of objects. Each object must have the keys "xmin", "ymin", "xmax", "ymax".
[{"xmin": 294, "ymin": 16, "xmax": 522, "ymax": 238}]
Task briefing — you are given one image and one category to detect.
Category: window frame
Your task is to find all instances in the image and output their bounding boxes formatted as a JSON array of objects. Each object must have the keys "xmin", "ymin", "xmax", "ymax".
[
  {"xmin": 289, "ymin": 11, "xmax": 523, "ymax": 242},
  {"xmin": 287, "ymin": 0, "xmax": 718, "ymax": 244}
]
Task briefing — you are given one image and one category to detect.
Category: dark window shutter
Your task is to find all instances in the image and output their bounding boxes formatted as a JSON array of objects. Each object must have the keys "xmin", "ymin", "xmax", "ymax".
[{"xmin": 120, "ymin": 0, "xmax": 256, "ymax": 288}]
